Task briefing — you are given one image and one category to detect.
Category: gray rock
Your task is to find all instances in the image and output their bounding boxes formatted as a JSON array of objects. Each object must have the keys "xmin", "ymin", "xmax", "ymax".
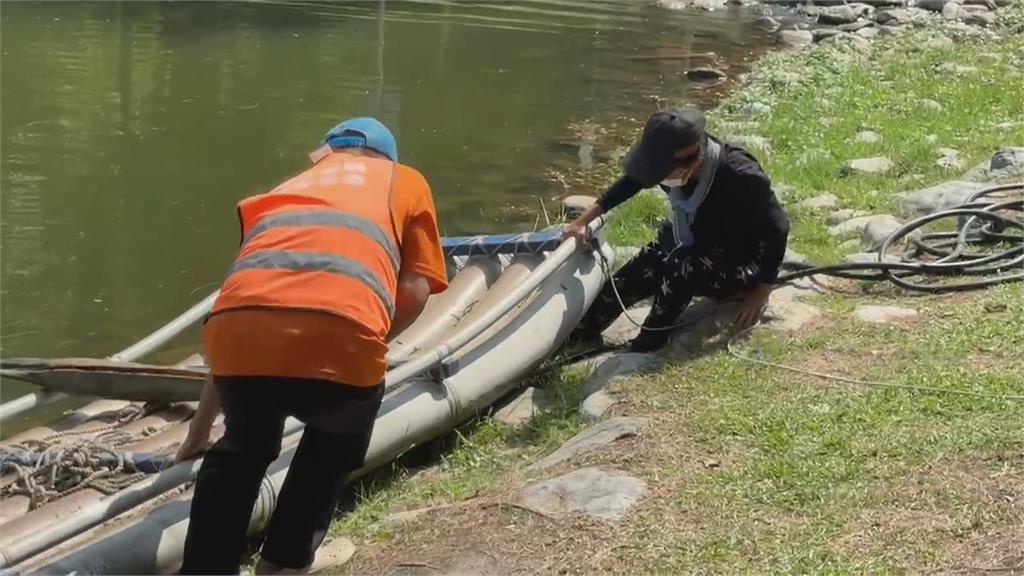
[
  {"xmin": 818, "ymin": 5, "xmax": 861, "ymax": 24},
  {"xmin": 856, "ymin": 130, "xmax": 882, "ymax": 143},
  {"xmin": 773, "ymin": 183, "xmax": 796, "ymax": 201},
  {"xmin": 856, "ymin": 26, "xmax": 881, "ymax": 38},
  {"xmin": 916, "ymin": 0, "xmax": 957, "ymax": 12},
  {"xmin": 520, "ymin": 467, "xmax": 646, "ymax": 521},
  {"xmin": 855, "ymin": 305, "xmax": 919, "ymax": 323},
  {"xmin": 961, "ymin": 161, "xmax": 991, "ymax": 182},
  {"xmin": 813, "ymin": 27, "xmax": 846, "ymax": 42},
  {"xmin": 601, "ymin": 305, "xmax": 651, "ymax": 347},
  {"xmin": 879, "ymin": 24, "xmax": 911, "ymax": 35},
  {"xmin": 784, "ymin": 248, "xmax": 808, "ymax": 265},
  {"xmin": 821, "ymin": 32, "xmax": 873, "ymax": 54},
  {"xmin": 799, "ymin": 193, "xmax": 839, "ymax": 210},
  {"xmin": 875, "ymin": 7, "xmax": 930, "ymax": 24},
  {"xmin": 923, "ymin": 35, "xmax": 954, "ymax": 49},
  {"xmin": 963, "ymin": 11, "xmax": 996, "ymax": 26},
  {"xmin": 843, "ymin": 156, "xmax": 894, "ymax": 174},
  {"xmin": 844, "ymin": 252, "xmax": 901, "ymax": 264},
  {"xmin": 837, "ymin": 19, "xmax": 875, "ymax": 32},
  {"xmin": 691, "ymin": 0, "xmax": 729, "ymax": 10},
  {"xmin": 741, "ymin": 101, "xmax": 772, "ymax": 116},
  {"xmin": 935, "ymin": 62, "xmax": 978, "ymax": 75},
  {"xmin": 778, "ymin": 29, "xmax": 814, "ymax": 50},
  {"xmin": 841, "ymin": 238, "xmax": 863, "ymax": 252},
  {"xmin": 861, "ymin": 214, "xmax": 903, "ymax": 251},
  {"xmin": 687, "ymin": 67, "xmax": 727, "ymax": 82},
  {"xmin": 936, "ymin": 147, "xmax": 962, "ymax": 170},
  {"xmin": 755, "ymin": 16, "xmax": 782, "ymax": 32},
  {"xmin": 535, "ymin": 417, "xmax": 649, "ymax": 469},
  {"xmin": 561, "ymin": 195, "xmax": 597, "ymax": 220},
  {"xmin": 654, "ymin": 0, "xmax": 689, "ymax": 9},
  {"xmin": 581, "ymin": 352, "xmax": 660, "ymax": 398},
  {"xmin": 919, "ymin": 98, "xmax": 944, "ymax": 112},
  {"xmin": 942, "ymin": 1, "xmax": 962, "ymax": 18},
  {"xmin": 762, "ymin": 285, "xmax": 822, "ymax": 332},
  {"xmin": 977, "ymin": 52, "xmax": 1001, "ymax": 64},
  {"xmin": 897, "ymin": 180, "xmax": 987, "ymax": 215},
  {"xmin": 729, "ymin": 134, "xmax": 773, "ymax": 154},
  {"xmin": 830, "ymin": 214, "xmax": 878, "ymax": 236},
  {"xmin": 494, "ymin": 387, "xmax": 549, "ymax": 426},
  {"xmin": 988, "ymin": 147, "xmax": 1024, "ymax": 178},
  {"xmin": 827, "ymin": 208, "xmax": 870, "ymax": 225},
  {"xmin": 581, "ymin": 390, "xmax": 620, "ymax": 421}
]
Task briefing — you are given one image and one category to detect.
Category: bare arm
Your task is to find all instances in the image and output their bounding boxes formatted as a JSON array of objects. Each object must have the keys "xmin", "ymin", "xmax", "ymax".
[
  {"xmin": 175, "ymin": 375, "xmax": 220, "ymax": 462},
  {"xmin": 387, "ymin": 270, "xmax": 431, "ymax": 341}
]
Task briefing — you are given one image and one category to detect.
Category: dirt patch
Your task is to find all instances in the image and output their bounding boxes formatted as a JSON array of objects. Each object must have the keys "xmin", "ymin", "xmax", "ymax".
[
  {"xmin": 792, "ymin": 347, "xmax": 886, "ymax": 382},
  {"xmin": 342, "ymin": 483, "xmax": 628, "ymax": 574},
  {"xmin": 833, "ymin": 452, "xmax": 1024, "ymax": 573},
  {"xmin": 339, "ymin": 408, "xmax": 736, "ymax": 575}
]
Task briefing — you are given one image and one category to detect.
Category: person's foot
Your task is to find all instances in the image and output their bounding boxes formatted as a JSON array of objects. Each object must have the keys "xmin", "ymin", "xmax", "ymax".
[
  {"xmin": 629, "ymin": 329, "xmax": 671, "ymax": 353},
  {"xmin": 254, "ymin": 559, "xmax": 311, "ymax": 575},
  {"xmin": 563, "ymin": 328, "xmax": 605, "ymax": 354}
]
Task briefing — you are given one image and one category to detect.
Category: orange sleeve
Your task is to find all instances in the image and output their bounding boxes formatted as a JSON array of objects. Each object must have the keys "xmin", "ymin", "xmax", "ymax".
[{"xmin": 394, "ymin": 165, "xmax": 448, "ymax": 294}]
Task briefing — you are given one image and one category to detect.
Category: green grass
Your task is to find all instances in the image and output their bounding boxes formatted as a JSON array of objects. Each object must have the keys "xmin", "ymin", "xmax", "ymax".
[
  {"xmin": 330, "ymin": 360, "xmax": 591, "ymax": 540},
  {"xmin": 329, "ymin": 15, "xmax": 1024, "ymax": 574},
  {"xmin": 709, "ymin": 19, "xmax": 1024, "ymax": 264},
  {"xmin": 605, "ymin": 189, "xmax": 670, "ymax": 247},
  {"xmin": 625, "ymin": 281, "xmax": 1024, "ymax": 573}
]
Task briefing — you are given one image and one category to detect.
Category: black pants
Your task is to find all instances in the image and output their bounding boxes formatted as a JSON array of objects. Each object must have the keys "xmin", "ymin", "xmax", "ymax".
[
  {"xmin": 580, "ymin": 221, "xmax": 760, "ymax": 350},
  {"xmin": 180, "ymin": 376, "xmax": 384, "ymax": 575}
]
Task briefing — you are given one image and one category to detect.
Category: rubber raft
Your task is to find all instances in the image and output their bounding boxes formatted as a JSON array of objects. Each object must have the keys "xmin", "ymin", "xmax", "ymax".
[{"xmin": 0, "ymin": 226, "xmax": 611, "ymax": 574}]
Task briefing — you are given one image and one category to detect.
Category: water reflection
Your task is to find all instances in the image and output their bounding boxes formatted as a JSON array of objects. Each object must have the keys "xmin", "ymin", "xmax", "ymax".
[{"xmin": 1, "ymin": 0, "xmax": 772, "ymax": 429}]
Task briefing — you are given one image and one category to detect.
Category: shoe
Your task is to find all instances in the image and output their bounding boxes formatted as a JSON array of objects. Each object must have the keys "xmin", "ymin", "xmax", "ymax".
[
  {"xmin": 629, "ymin": 329, "xmax": 670, "ymax": 353},
  {"xmin": 563, "ymin": 329, "xmax": 605, "ymax": 354}
]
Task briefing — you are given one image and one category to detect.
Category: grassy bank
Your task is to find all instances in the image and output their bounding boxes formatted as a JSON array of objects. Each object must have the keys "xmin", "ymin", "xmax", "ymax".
[{"xmin": 328, "ymin": 13, "xmax": 1023, "ymax": 574}]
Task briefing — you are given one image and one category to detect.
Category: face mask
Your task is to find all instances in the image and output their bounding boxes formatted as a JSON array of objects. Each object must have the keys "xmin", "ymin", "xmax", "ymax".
[{"xmin": 661, "ymin": 178, "xmax": 684, "ymax": 187}]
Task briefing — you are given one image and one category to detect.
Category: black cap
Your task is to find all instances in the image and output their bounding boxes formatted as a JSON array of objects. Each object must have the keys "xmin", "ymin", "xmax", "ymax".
[{"xmin": 624, "ymin": 108, "xmax": 706, "ymax": 186}]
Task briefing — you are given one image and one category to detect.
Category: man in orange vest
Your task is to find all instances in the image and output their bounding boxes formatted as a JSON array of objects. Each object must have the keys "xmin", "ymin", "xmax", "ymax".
[{"xmin": 176, "ymin": 118, "xmax": 448, "ymax": 575}]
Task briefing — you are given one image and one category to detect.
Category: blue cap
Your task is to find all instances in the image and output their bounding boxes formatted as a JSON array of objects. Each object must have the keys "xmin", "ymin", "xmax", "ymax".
[{"xmin": 323, "ymin": 117, "xmax": 398, "ymax": 162}]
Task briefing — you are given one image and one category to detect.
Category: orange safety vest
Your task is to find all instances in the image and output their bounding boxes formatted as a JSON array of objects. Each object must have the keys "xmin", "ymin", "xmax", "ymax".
[{"xmin": 210, "ymin": 152, "xmax": 401, "ymax": 340}]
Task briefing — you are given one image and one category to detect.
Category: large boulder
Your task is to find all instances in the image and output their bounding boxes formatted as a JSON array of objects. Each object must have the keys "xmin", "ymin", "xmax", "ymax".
[
  {"xmin": 860, "ymin": 215, "xmax": 904, "ymax": 251},
  {"xmin": 818, "ymin": 5, "xmax": 861, "ymax": 24},
  {"xmin": 896, "ymin": 180, "xmax": 986, "ymax": 216},
  {"xmin": 778, "ymin": 29, "xmax": 814, "ymax": 50},
  {"xmin": 988, "ymin": 147, "xmax": 1024, "ymax": 179}
]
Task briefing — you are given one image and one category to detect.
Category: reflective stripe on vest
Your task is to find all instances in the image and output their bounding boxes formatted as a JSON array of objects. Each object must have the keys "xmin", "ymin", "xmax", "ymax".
[
  {"xmin": 227, "ymin": 250, "xmax": 395, "ymax": 318},
  {"xmin": 241, "ymin": 209, "xmax": 400, "ymax": 276}
]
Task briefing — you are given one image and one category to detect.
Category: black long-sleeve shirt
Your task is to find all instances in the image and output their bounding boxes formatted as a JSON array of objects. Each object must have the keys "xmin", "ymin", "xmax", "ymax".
[{"xmin": 597, "ymin": 138, "xmax": 790, "ymax": 283}]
